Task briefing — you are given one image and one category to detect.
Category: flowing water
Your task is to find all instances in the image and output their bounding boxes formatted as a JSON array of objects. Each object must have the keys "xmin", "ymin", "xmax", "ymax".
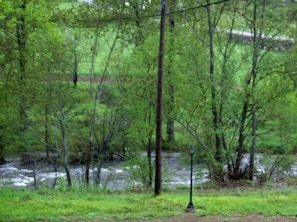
[{"xmin": 0, "ymin": 152, "xmax": 296, "ymax": 190}]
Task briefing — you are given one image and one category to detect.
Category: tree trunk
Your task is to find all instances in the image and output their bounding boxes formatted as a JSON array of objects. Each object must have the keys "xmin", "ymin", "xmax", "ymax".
[
  {"xmin": 16, "ymin": 0, "xmax": 27, "ymax": 132},
  {"xmin": 32, "ymin": 159, "xmax": 37, "ymax": 188},
  {"xmin": 166, "ymin": 0, "xmax": 176, "ymax": 145},
  {"xmin": 248, "ymin": 0, "xmax": 267, "ymax": 181},
  {"xmin": 0, "ymin": 135, "xmax": 5, "ymax": 164},
  {"xmin": 85, "ymin": 138, "xmax": 92, "ymax": 186},
  {"xmin": 45, "ymin": 104, "xmax": 51, "ymax": 162},
  {"xmin": 233, "ymin": 1, "xmax": 264, "ymax": 180},
  {"xmin": 95, "ymin": 158, "xmax": 104, "ymax": 186},
  {"xmin": 73, "ymin": 42, "xmax": 78, "ymax": 87},
  {"xmin": 147, "ymin": 137, "xmax": 153, "ymax": 187},
  {"xmin": 249, "ymin": 103, "xmax": 257, "ymax": 180},
  {"xmin": 205, "ymin": 4, "xmax": 224, "ymax": 182},
  {"xmin": 60, "ymin": 113, "xmax": 71, "ymax": 187},
  {"xmin": 233, "ymin": 101, "xmax": 249, "ymax": 179},
  {"xmin": 207, "ymin": 5, "xmax": 222, "ymax": 162}
]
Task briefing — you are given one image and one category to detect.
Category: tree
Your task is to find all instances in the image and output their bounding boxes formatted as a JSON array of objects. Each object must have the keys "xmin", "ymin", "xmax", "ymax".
[
  {"xmin": 172, "ymin": 0, "xmax": 295, "ymax": 183},
  {"xmin": 164, "ymin": 0, "xmax": 178, "ymax": 146},
  {"xmin": 228, "ymin": 0, "xmax": 294, "ymax": 180},
  {"xmin": 0, "ymin": 0, "xmax": 65, "ymax": 185},
  {"xmin": 118, "ymin": 33, "xmax": 160, "ymax": 187}
]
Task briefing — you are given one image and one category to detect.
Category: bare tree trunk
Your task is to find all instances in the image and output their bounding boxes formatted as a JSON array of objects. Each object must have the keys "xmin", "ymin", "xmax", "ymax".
[
  {"xmin": 85, "ymin": 138, "xmax": 92, "ymax": 186},
  {"xmin": 233, "ymin": 100, "xmax": 249, "ymax": 179},
  {"xmin": 45, "ymin": 104, "xmax": 51, "ymax": 162},
  {"xmin": 60, "ymin": 112, "xmax": 71, "ymax": 187},
  {"xmin": 32, "ymin": 159, "xmax": 37, "ymax": 188},
  {"xmin": 73, "ymin": 34, "xmax": 79, "ymax": 87},
  {"xmin": 16, "ymin": 0, "xmax": 27, "ymax": 132},
  {"xmin": 147, "ymin": 137, "xmax": 153, "ymax": 187},
  {"xmin": 248, "ymin": 1, "xmax": 263, "ymax": 180},
  {"xmin": 146, "ymin": 99, "xmax": 154, "ymax": 187},
  {"xmin": 166, "ymin": 0, "xmax": 176, "ymax": 145},
  {"xmin": 206, "ymin": 5, "xmax": 222, "ymax": 163},
  {"xmin": 249, "ymin": 102, "xmax": 257, "ymax": 180},
  {"xmin": 51, "ymin": 161, "xmax": 58, "ymax": 189},
  {"xmin": 73, "ymin": 52, "xmax": 78, "ymax": 87},
  {"xmin": 0, "ymin": 135, "xmax": 5, "ymax": 164},
  {"xmin": 95, "ymin": 159, "xmax": 104, "ymax": 186}
]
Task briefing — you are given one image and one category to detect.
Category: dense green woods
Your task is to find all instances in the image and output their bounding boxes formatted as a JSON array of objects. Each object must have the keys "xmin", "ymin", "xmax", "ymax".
[{"xmin": 1, "ymin": 0, "xmax": 297, "ymax": 190}]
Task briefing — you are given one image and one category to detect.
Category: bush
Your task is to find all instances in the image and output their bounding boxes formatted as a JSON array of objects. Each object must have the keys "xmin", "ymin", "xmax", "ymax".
[{"xmin": 124, "ymin": 156, "xmax": 152, "ymax": 188}]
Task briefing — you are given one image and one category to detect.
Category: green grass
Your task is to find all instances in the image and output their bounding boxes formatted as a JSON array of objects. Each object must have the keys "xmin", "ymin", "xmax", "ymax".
[
  {"xmin": 195, "ymin": 189, "xmax": 297, "ymax": 216},
  {"xmin": 1, "ymin": 187, "xmax": 297, "ymax": 221}
]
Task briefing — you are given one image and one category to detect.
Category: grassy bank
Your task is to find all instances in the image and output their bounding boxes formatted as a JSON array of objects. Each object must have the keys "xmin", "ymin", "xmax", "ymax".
[{"xmin": 1, "ymin": 187, "xmax": 297, "ymax": 221}]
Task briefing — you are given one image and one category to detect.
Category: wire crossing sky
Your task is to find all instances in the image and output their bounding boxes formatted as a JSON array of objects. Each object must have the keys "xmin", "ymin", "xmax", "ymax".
[{"xmin": 86, "ymin": 0, "xmax": 231, "ymax": 23}]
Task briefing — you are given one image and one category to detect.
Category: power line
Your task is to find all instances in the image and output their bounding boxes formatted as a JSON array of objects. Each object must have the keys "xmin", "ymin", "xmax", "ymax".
[
  {"xmin": 82, "ymin": 0, "xmax": 231, "ymax": 23},
  {"xmin": 167, "ymin": 0, "xmax": 231, "ymax": 16}
]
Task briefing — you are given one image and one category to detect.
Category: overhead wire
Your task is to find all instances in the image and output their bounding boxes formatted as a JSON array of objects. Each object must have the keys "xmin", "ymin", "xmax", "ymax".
[
  {"xmin": 167, "ymin": 0, "xmax": 231, "ymax": 16},
  {"xmin": 84, "ymin": 0, "xmax": 232, "ymax": 23}
]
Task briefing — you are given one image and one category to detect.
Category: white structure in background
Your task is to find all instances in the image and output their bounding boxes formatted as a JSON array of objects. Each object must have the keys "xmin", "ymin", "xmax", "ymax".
[
  {"xmin": 78, "ymin": 0, "xmax": 152, "ymax": 9},
  {"xmin": 78, "ymin": 0, "xmax": 93, "ymax": 3},
  {"xmin": 218, "ymin": 28, "xmax": 294, "ymax": 51}
]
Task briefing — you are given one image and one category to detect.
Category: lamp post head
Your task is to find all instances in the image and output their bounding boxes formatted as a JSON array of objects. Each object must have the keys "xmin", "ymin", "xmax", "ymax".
[{"xmin": 190, "ymin": 145, "xmax": 195, "ymax": 154}]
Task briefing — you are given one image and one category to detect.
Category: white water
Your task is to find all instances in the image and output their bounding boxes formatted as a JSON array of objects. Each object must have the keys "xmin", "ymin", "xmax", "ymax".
[
  {"xmin": 0, "ymin": 153, "xmax": 208, "ymax": 189},
  {"xmin": 0, "ymin": 153, "xmax": 295, "ymax": 189}
]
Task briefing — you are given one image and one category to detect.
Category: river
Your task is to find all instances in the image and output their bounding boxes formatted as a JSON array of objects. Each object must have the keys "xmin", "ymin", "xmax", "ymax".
[{"xmin": 0, "ymin": 152, "xmax": 296, "ymax": 189}]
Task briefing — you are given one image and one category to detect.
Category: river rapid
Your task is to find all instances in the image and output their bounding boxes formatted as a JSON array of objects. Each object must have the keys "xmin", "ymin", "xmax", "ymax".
[{"xmin": 0, "ymin": 152, "xmax": 296, "ymax": 190}]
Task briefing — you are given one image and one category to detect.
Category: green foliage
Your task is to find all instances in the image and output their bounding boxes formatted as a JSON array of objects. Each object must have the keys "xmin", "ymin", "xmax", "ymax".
[{"xmin": 126, "ymin": 155, "xmax": 154, "ymax": 186}]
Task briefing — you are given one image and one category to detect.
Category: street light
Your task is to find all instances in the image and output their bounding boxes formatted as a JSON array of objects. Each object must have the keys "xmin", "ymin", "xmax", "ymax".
[{"xmin": 186, "ymin": 145, "xmax": 195, "ymax": 212}]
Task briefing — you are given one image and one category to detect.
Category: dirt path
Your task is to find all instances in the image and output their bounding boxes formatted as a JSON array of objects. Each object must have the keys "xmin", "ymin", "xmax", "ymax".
[
  {"xmin": 147, "ymin": 214, "xmax": 297, "ymax": 222},
  {"xmin": 88, "ymin": 214, "xmax": 297, "ymax": 222}
]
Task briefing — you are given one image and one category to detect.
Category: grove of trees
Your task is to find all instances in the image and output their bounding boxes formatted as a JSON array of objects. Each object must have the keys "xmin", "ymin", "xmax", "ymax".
[{"xmin": 1, "ymin": 0, "xmax": 297, "ymax": 193}]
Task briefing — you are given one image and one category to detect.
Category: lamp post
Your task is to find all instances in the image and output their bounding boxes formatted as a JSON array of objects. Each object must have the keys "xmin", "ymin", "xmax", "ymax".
[{"xmin": 186, "ymin": 145, "xmax": 195, "ymax": 212}]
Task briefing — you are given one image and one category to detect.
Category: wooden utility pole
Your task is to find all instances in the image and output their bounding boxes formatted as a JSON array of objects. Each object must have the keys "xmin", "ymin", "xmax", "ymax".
[{"xmin": 155, "ymin": 0, "xmax": 166, "ymax": 196}]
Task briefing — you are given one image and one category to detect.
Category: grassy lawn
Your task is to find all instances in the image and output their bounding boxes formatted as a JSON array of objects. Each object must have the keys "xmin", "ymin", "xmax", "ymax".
[{"xmin": 1, "ymin": 187, "xmax": 297, "ymax": 221}]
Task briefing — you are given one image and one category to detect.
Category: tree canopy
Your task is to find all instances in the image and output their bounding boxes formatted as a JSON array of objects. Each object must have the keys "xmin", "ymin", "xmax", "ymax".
[{"xmin": 1, "ymin": 0, "xmax": 297, "ymax": 192}]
